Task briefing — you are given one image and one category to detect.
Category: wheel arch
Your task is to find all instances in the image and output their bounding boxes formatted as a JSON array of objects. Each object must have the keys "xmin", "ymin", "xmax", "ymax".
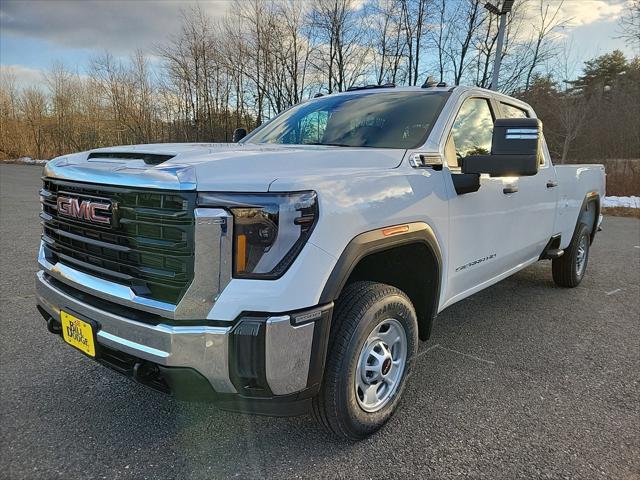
[
  {"xmin": 577, "ymin": 191, "xmax": 601, "ymax": 244},
  {"xmin": 319, "ymin": 222, "xmax": 443, "ymax": 341}
]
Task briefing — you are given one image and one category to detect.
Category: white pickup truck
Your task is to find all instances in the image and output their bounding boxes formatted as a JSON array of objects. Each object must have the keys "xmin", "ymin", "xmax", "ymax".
[{"xmin": 36, "ymin": 85, "xmax": 605, "ymax": 439}]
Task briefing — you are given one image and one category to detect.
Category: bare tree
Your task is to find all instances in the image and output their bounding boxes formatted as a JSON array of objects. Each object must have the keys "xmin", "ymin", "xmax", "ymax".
[
  {"xmin": 524, "ymin": 0, "xmax": 565, "ymax": 90},
  {"xmin": 0, "ymin": 72, "xmax": 26, "ymax": 159},
  {"xmin": 157, "ymin": 5, "xmax": 218, "ymax": 139},
  {"xmin": 369, "ymin": 0, "xmax": 405, "ymax": 84},
  {"xmin": 431, "ymin": 0, "xmax": 453, "ymax": 83},
  {"xmin": 557, "ymin": 92, "xmax": 592, "ymax": 163},
  {"xmin": 448, "ymin": 0, "xmax": 485, "ymax": 86},
  {"xmin": 399, "ymin": 0, "xmax": 430, "ymax": 85},
  {"xmin": 45, "ymin": 62, "xmax": 82, "ymax": 154},
  {"xmin": 309, "ymin": 0, "xmax": 370, "ymax": 92},
  {"xmin": 20, "ymin": 87, "xmax": 48, "ymax": 159},
  {"xmin": 619, "ymin": 0, "xmax": 640, "ymax": 52}
]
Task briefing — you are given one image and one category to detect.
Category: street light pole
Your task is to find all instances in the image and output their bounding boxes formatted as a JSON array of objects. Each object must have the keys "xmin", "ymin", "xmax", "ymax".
[
  {"xmin": 485, "ymin": 1, "xmax": 514, "ymax": 91},
  {"xmin": 491, "ymin": 12, "xmax": 507, "ymax": 90}
]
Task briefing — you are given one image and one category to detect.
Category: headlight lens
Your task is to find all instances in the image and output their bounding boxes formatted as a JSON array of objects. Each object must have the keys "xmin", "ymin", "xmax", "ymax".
[{"xmin": 197, "ymin": 191, "xmax": 318, "ymax": 278}]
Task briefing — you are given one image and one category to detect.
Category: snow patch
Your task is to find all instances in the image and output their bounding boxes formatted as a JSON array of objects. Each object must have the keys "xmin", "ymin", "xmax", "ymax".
[
  {"xmin": 603, "ymin": 196, "xmax": 640, "ymax": 209},
  {"xmin": 3, "ymin": 157, "xmax": 48, "ymax": 165}
]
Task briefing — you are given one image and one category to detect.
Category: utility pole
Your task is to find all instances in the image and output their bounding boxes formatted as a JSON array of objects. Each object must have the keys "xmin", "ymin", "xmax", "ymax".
[{"xmin": 485, "ymin": 0, "xmax": 515, "ymax": 91}]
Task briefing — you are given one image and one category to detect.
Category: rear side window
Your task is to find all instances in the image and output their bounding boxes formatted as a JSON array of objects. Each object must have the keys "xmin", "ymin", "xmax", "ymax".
[
  {"xmin": 450, "ymin": 98, "xmax": 494, "ymax": 160},
  {"xmin": 500, "ymin": 102, "xmax": 529, "ymax": 119}
]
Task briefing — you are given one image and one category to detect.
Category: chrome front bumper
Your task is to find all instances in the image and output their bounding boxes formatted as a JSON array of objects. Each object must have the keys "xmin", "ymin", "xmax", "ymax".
[
  {"xmin": 36, "ymin": 270, "xmax": 237, "ymax": 393},
  {"xmin": 36, "ymin": 270, "xmax": 322, "ymax": 398}
]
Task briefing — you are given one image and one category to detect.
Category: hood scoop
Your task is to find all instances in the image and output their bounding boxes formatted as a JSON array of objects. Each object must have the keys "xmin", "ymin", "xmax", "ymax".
[{"xmin": 87, "ymin": 152, "xmax": 175, "ymax": 165}]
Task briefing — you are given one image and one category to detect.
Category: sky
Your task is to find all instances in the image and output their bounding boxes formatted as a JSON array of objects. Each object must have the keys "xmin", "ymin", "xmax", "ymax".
[{"xmin": 0, "ymin": 0, "xmax": 636, "ymax": 89}]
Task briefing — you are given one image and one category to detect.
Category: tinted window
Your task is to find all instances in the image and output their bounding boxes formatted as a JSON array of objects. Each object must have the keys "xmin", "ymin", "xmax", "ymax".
[
  {"xmin": 243, "ymin": 92, "xmax": 449, "ymax": 149},
  {"xmin": 500, "ymin": 102, "xmax": 543, "ymax": 165},
  {"xmin": 450, "ymin": 98, "xmax": 494, "ymax": 159},
  {"xmin": 501, "ymin": 102, "xmax": 529, "ymax": 119}
]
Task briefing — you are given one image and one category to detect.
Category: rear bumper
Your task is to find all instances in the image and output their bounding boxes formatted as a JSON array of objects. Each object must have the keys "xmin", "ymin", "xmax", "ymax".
[{"xmin": 36, "ymin": 270, "xmax": 332, "ymax": 415}]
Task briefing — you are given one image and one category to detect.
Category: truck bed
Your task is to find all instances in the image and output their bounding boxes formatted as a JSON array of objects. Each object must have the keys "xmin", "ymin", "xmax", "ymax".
[{"xmin": 554, "ymin": 164, "xmax": 606, "ymax": 249}]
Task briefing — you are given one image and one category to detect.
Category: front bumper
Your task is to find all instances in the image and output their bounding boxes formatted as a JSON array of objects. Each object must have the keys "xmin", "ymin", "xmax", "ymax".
[{"xmin": 36, "ymin": 270, "xmax": 332, "ymax": 415}]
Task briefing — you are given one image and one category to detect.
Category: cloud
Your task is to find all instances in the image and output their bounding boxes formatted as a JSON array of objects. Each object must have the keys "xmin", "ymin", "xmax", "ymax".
[
  {"xmin": 0, "ymin": 0, "xmax": 231, "ymax": 53},
  {"xmin": 506, "ymin": 0, "xmax": 629, "ymax": 51},
  {"xmin": 558, "ymin": 0, "xmax": 626, "ymax": 28},
  {"xmin": 0, "ymin": 64, "xmax": 46, "ymax": 89}
]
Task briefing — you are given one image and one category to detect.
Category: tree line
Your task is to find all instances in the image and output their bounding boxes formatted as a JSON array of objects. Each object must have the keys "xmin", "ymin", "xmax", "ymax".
[{"xmin": 1, "ymin": 0, "xmax": 638, "ymax": 162}]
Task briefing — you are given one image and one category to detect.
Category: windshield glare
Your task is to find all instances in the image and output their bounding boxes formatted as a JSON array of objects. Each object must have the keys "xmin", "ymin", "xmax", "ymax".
[{"xmin": 243, "ymin": 91, "xmax": 449, "ymax": 149}]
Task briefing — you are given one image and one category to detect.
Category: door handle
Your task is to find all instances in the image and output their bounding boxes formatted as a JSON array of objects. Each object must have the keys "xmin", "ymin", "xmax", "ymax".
[
  {"xmin": 546, "ymin": 180, "xmax": 558, "ymax": 188},
  {"xmin": 503, "ymin": 186, "xmax": 518, "ymax": 194}
]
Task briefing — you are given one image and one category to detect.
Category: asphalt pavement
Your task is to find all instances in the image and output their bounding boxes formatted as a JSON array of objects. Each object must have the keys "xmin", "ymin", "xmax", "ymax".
[{"xmin": 1, "ymin": 164, "xmax": 639, "ymax": 480}]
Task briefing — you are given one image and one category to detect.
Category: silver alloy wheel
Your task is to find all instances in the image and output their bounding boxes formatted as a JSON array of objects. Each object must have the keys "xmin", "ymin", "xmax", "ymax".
[
  {"xmin": 576, "ymin": 234, "xmax": 588, "ymax": 277},
  {"xmin": 355, "ymin": 318, "xmax": 407, "ymax": 413}
]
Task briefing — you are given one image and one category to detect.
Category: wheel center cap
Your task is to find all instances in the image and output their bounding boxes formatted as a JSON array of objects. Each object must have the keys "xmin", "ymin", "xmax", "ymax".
[{"xmin": 381, "ymin": 357, "xmax": 392, "ymax": 376}]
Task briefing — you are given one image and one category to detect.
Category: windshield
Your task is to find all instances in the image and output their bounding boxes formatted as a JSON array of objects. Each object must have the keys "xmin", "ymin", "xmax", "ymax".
[{"xmin": 243, "ymin": 91, "xmax": 449, "ymax": 149}]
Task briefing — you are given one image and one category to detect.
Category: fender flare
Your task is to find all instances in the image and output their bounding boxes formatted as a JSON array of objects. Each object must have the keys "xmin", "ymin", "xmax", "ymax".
[
  {"xmin": 319, "ymin": 222, "xmax": 443, "ymax": 340},
  {"xmin": 575, "ymin": 191, "xmax": 601, "ymax": 244}
]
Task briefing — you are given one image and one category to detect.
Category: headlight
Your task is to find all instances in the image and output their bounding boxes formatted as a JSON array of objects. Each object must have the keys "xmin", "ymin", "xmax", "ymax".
[{"xmin": 197, "ymin": 191, "xmax": 318, "ymax": 279}]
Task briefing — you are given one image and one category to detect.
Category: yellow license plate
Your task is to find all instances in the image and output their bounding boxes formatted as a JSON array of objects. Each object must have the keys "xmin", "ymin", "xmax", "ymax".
[{"xmin": 60, "ymin": 311, "xmax": 96, "ymax": 357}]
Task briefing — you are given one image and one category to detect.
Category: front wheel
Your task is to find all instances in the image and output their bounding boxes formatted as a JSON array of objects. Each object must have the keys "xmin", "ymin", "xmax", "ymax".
[
  {"xmin": 312, "ymin": 281, "xmax": 418, "ymax": 440},
  {"xmin": 552, "ymin": 223, "xmax": 591, "ymax": 287}
]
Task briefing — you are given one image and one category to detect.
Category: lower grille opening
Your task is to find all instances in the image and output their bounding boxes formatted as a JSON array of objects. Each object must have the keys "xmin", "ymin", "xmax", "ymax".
[
  {"xmin": 97, "ymin": 345, "xmax": 217, "ymax": 400},
  {"xmin": 98, "ymin": 345, "xmax": 170, "ymax": 394}
]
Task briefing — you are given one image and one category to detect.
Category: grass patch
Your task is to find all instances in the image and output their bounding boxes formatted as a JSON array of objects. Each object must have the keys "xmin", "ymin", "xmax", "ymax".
[{"xmin": 602, "ymin": 207, "xmax": 640, "ymax": 218}]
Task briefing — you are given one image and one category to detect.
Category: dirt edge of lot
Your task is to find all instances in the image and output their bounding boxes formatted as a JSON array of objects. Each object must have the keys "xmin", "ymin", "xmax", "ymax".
[{"xmin": 602, "ymin": 207, "xmax": 640, "ymax": 218}]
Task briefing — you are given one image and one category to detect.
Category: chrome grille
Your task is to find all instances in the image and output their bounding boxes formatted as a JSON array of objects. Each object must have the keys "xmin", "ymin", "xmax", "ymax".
[{"xmin": 40, "ymin": 178, "xmax": 196, "ymax": 304}]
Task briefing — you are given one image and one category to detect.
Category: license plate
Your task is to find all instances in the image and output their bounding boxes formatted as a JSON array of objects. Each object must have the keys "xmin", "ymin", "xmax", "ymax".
[{"xmin": 60, "ymin": 311, "xmax": 96, "ymax": 357}]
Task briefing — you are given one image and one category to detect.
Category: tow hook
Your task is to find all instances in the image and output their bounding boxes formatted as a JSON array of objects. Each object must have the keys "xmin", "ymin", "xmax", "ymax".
[
  {"xmin": 133, "ymin": 362, "xmax": 158, "ymax": 382},
  {"xmin": 46, "ymin": 317, "xmax": 62, "ymax": 334}
]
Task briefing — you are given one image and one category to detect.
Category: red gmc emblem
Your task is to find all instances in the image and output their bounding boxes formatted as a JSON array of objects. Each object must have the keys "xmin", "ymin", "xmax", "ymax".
[{"xmin": 57, "ymin": 196, "xmax": 112, "ymax": 226}]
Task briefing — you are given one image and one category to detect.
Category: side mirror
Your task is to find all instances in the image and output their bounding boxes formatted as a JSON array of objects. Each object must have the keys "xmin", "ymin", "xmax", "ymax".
[
  {"xmin": 462, "ymin": 118, "xmax": 541, "ymax": 177},
  {"xmin": 232, "ymin": 128, "xmax": 247, "ymax": 143}
]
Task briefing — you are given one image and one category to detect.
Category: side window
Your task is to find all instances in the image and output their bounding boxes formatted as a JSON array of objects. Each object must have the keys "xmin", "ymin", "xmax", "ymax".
[
  {"xmin": 500, "ymin": 102, "xmax": 545, "ymax": 166},
  {"xmin": 450, "ymin": 98, "xmax": 494, "ymax": 161},
  {"xmin": 500, "ymin": 102, "xmax": 529, "ymax": 119}
]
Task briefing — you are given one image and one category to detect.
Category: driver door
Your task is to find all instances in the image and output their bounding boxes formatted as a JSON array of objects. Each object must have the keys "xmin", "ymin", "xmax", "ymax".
[{"xmin": 443, "ymin": 96, "xmax": 524, "ymax": 306}]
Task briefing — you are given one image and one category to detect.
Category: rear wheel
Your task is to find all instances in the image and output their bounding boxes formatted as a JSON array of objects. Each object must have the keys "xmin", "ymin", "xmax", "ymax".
[
  {"xmin": 312, "ymin": 281, "xmax": 418, "ymax": 440},
  {"xmin": 552, "ymin": 223, "xmax": 591, "ymax": 287}
]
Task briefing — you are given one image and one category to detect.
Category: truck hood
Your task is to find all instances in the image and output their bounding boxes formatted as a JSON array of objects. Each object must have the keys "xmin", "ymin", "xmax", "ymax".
[{"xmin": 44, "ymin": 143, "xmax": 406, "ymax": 191}]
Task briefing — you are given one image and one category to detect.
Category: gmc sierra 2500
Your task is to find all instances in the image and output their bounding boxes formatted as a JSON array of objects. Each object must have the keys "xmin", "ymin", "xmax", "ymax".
[{"xmin": 36, "ymin": 85, "xmax": 605, "ymax": 439}]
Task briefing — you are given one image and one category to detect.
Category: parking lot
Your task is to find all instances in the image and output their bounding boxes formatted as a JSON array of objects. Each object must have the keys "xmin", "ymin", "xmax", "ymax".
[{"xmin": 1, "ymin": 163, "xmax": 638, "ymax": 479}]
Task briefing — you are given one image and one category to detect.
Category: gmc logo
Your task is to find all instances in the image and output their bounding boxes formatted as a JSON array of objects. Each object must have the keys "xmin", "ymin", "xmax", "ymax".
[{"xmin": 57, "ymin": 196, "xmax": 112, "ymax": 226}]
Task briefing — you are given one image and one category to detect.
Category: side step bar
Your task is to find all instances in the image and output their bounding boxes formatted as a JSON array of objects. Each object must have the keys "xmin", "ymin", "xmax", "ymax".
[
  {"xmin": 539, "ymin": 234, "xmax": 564, "ymax": 260},
  {"xmin": 544, "ymin": 248, "xmax": 564, "ymax": 259}
]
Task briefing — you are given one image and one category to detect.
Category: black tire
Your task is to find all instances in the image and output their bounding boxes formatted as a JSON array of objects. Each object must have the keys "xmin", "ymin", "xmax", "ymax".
[
  {"xmin": 312, "ymin": 281, "xmax": 418, "ymax": 440},
  {"xmin": 552, "ymin": 223, "xmax": 591, "ymax": 287}
]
